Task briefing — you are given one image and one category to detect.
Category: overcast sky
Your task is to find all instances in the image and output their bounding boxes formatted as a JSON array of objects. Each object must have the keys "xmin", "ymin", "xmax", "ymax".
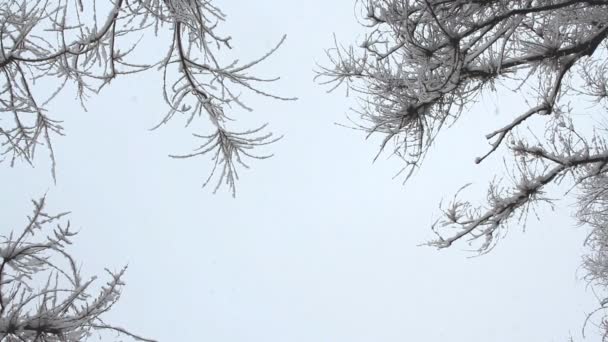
[{"xmin": 0, "ymin": 1, "xmax": 600, "ymax": 341}]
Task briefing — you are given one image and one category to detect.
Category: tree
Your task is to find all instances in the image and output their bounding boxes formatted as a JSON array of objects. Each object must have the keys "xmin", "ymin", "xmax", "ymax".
[
  {"xmin": 318, "ymin": 0, "xmax": 608, "ymax": 338},
  {"xmin": 0, "ymin": 0, "xmax": 294, "ymax": 195},
  {"xmin": 0, "ymin": 196, "xmax": 154, "ymax": 341}
]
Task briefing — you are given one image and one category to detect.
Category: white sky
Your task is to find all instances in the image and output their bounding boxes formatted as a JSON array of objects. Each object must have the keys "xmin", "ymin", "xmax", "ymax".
[{"xmin": 1, "ymin": 0, "xmax": 601, "ymax": 341}]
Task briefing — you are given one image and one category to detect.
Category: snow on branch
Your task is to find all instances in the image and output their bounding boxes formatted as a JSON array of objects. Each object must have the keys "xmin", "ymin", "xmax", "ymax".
[
  {"xmin": 321, "ymin": 2, "xmax": 608, "ymax": 336},
  {"xmin": 0, "ymin": 0, "xmax": 295, "ymax": 194},
  {"xmin": 319, "ymin": 0, "xmax": 608, "ymax": 179},
  {"xmin": 0, "ymin": 196, "xmax": 154, "ymax": 341}
]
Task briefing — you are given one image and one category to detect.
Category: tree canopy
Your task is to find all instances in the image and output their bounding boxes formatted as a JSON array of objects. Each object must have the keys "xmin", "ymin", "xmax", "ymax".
[
  {"xmin": 0, "ymin": 197, "xmax": 154, "ymax": 341},
  {"xmin": 0, "ymin": 0, "xmax": 294, "ymax": 194},
  {"xmin": 319, "ymin": 0, "xmax": 608, "ymax": 337},
  {"xmin": 2, "ymin": 0, "xmax": 608, "ymax": 340}
]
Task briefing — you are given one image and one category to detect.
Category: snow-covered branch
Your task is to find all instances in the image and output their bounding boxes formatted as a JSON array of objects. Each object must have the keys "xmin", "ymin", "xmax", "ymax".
[
  {"xmin": 0, "ymin": 0, "xmax": 294, "ymax": 194},
  {"xmin": 0, "ymin": 196, "xmax": 154, "ymax": 341},
  {"xmin": 321, "ymin": 2, "xmax": 608, "ymax": 337}
]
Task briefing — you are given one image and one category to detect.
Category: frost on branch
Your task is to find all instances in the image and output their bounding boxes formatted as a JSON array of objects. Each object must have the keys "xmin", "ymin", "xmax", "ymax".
[
  {"xmin": 0, "ymin": 197, "xmax": 154, "ymax": 342},
  {"xmin": 169, "ymin": 124, "xmax": 280, "ymax": 196},
  {"xmin": 320, "ymin": 1, "xmax": 608, "ymax": 336},
  {"xmin": 0, "ymin": 0, "xmax": 294, "ymax": 194},
  {"xmin": 319, "ymin": 0, "xmax": 608, "ymax": 179},
  {"xmin": 320, "ymin": 1, "xmax": 608, "ymax": 248},
  {"xmin": 579, "ymin": 168, "xmax": 608, "ymax": 341}
]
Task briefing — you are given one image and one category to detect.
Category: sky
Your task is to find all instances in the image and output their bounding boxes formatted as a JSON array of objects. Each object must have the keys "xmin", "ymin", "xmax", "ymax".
[{"xmin": 0, "ymin": 0, "xmax": 601, "ymax": 341}]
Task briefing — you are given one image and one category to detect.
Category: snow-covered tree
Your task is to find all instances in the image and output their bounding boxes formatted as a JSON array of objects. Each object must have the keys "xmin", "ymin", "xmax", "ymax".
[
  {"xmin": 0, "ymin": 0, "xmax": 294, "ymax": 195},
  {"xmin": 0, "ymin": 196, "xmax": 153, "ymax": 341},
  {"xmin": 318, "ymin": 0, "xmax": 608, "ymax": 338}
]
